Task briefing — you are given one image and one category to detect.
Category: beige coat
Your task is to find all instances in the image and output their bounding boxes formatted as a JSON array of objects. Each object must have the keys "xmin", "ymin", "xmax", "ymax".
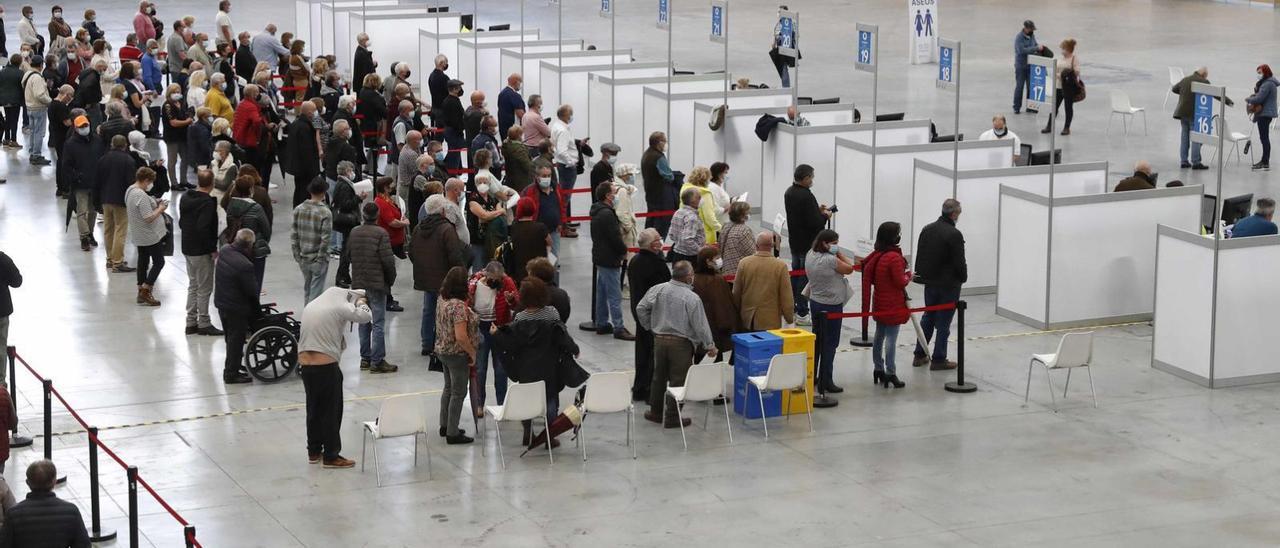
[{"xmin": 732, "ymin": 251, "xmax": 795, "ymax": 331}]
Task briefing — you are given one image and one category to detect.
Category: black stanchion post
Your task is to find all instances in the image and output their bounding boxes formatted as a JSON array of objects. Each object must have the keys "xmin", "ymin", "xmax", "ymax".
[
  {"xmin": 849, "ymin": 295, "xmax": 872, "ymax": 347},
  {"xmin": 41, "ymin": 380, "xmax": 66, "ymax": 484},
  {"xmin": 128, "ymin": 465, "xmax": 140, "ymax": 548},
  {"xmin": 945, "ymin": 300, "xmax": 976, "ymax": 393},
  {"xmin": 86, "ymin": 427, "xmax": 117, "ymax": 542},
  {"xmin": 184, "ymin": 525, "xmax": 196, "ymax": 548},
  {"xmin": 6, "ymin": 347, "xmax": 29, "ymax": 447}
]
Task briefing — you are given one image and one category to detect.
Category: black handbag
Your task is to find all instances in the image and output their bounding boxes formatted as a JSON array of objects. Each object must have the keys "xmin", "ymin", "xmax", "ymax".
[{"xmin": 159, "ymin": 213, "xmax": 175, "ymax": 257}]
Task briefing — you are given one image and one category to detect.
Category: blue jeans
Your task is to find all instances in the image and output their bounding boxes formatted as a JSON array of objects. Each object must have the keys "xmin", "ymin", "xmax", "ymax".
[
  {"xmin": 1179, "ymin": 118, "xmax": 1203, "ymax": 165},
  {"xmin": 775, "ymin": 63, "xmax": 791, "ymax": 88},
  {"xmin": 549, "ymin": 230, "xmax": 561, "ymax": 261},
  {"xmin": 809, "ymin": 301, "xmax": 844, "ymax": 390},
  {"xmin": 300, "ymin": 258, "xmax": 329, "ymax": 305},
  {"xmin": 358, "ymin": 288, "xmax": 388, "ymax": 363},
  {"xmin": 420, "ymin": 290, "xmax": 438, "ymax": 353},
  {"xmin": 594, "ymin": 266, "xmax": 624, "ymax": 331},
  {"xmin": 557, "ymin": 164, "xmax": 578, "ymax": 218},
  {"xmin": 27, "ymin": 109, "xmax": 46, "ymax": 157},
  {"xmin": 476, "ymin": 320, "xmax": 508, "ymax": 406},
  {"xmin": 914, "ymin": 285, "xmax": 961, "ymax": 363},
  {"xmin": 790, "ymin": 250, "xmax": 809, "ymax": 317},
  {"xmin": 872, "ymin": 322, "xmax": 901, "ymax": 375},
  {"xmin": 1013, "ymin": 66, "xmax": 1028, "ymax": 112},
  {"xmin": 471, "ymin": 243, "xmax": 487, "ymax": 272}
]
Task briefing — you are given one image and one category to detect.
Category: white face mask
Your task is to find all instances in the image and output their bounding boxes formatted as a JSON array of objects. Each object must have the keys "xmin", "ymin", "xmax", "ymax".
[
  {"xmin": 476, "ymin": 183, "xmax": 490, "ymax": 195},
  {"xmin": 713, "ymin": 258, "xmax": 723, "ymax": 270},
  {"xmin": 170, "ymin": 93, "xmax": 182, "ymax": 101},
  {"xmin": 76, "ymin": 126, "xmax": 90, "ymax": 136},
  {"xmin": 538, "ymin": 177, "xmax": 552, "ymax": 189},
  {"xmin": 607, "ymin": 156, "xmax": 617, "ymax": 166}
]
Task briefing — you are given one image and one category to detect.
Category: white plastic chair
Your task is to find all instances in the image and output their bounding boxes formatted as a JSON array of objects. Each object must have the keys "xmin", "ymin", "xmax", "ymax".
[
  {"xmin": 1109, "ymin": 90, "xmax": 1147, "ymax": 135},
  {"xmin": 361, "ymin": 395, "xmax": 431, "ymax": 487},
  {"xmin": 667, "ymin": 362, "xmax": 733, "ymax": 450},
  {"xmin": 745, "ymin": 352, "xmax": 812, "ymax": 438},
  {"xmin": 1024, "ymin": 332, "xmax": 1096, "ymax": 411},
  {"xmin": 1164, "ymin": 66, "xmax": 1185, "ymax": 110},
  {"xmin": 482, "ymin": 381, "xmax": 551, "ymax": 468},
  {"xmin": 579, "ymin": 371, "xmax": 637, "ymax": 461},
  {"xmin": 1206, "ymin": 115, "xmax": 1253, "ymax": 165}
]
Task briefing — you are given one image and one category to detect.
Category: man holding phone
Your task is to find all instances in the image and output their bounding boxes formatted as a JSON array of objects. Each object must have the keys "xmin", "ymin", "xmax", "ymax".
[{"xmin": 297, "ymin": 287, "xmax": 373, "ymax": 469}]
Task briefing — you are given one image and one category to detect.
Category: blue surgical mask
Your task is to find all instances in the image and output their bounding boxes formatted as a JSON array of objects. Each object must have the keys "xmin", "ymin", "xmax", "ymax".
[
  {"xmin": 434, "ymin": 151, "xmax": 446, "ymax": 162},
  {"xmin": 538, "ymin": 177, "xmax": 552, "ymax": 189}
]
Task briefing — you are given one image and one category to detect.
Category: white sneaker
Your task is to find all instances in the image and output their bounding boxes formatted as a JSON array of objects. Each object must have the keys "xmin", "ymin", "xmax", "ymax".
[{"xmin": 795, "ymin": 314, "xmax": 812, "ymax": 326}]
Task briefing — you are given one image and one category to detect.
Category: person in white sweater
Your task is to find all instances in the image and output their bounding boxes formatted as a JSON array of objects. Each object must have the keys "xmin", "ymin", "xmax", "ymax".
[
  {"xmin": 297, "ymin": 286, "xmax": 372, "ymax": 469},
  {"xmin": 22, "ymin": 55, "xmax": 52, "ymax": 164}
]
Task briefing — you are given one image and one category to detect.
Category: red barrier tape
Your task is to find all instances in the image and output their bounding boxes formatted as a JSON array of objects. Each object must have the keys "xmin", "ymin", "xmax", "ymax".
[
  {"xmin": 447, "ymin": 168, "xmax": 476, "ymax": 175},
  {"xmin": 565, "ymin": 215, "xmax": 590, "ymax": 223},
  {"xmin": 626, "ymin": 245, "xmax": 673, "ymax": 253},
  {"xmin": 278, "ymin": 86, "xmax": 307, "ymax": 92},
  {"xmin": 558, "ymin": 187, "xmax": 593, "ymax": 195},
  {"xmin": 636, "ymin": 210, "xmax": 676, "ymax": 218},
  {"xmin": 447, "ymin": 148, "xmax": 468, "ymax": 153},
  {"xmin": 361, "ymin": 130, "xmax": 380, "ymax": 137},
  {"xmin": 723, "ymin": 269, "xmax": 805, "ymax": 283},
  {"xmin": 281, "ymin": 101, "xmax": 301, "ymax": 108},
  {"xmin": 824, "ymin": 302, "xmax": 958, "ymax": 320},
  {"xmin": 13, "ymin": 350, "xmax": 202, "ymax": 547},
  {"xmin": 353, "ymin": 114, "xmax": 365, "ymax": 119}
]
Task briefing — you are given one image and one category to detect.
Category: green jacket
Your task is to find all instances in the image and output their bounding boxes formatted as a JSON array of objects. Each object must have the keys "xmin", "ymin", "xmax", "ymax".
[{"xmin": 1172, "ymin": 72, "xmax": 1233, "ymax": 120}]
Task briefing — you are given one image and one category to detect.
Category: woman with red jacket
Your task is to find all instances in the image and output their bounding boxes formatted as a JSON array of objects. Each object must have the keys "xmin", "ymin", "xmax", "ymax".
[
  {"xmin": 858, "ymin": 222, "xmax": 912, "ymax": 389},
  {"xmin": 468, "ymin": 261, "xmax": 520, "ymax": 410}
]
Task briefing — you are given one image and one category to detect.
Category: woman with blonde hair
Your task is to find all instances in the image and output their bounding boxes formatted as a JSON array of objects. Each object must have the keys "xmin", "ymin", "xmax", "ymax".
[
  {"xmin": 287, "ymin": 41, "xmax": 310, "ymax": 102},
  {"xmin": 678, "ymin": 166, "xmax": 723, "ymax": 244},
  {"xmin": 1042, "ymin": 38, "xmax": 1080, "ymax": 136},
  {"xmin": 187, "ymin": 70, "xmax": 208, "ymax": 109}
]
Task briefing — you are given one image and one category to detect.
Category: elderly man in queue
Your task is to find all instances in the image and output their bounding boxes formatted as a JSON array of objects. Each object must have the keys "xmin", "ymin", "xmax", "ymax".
[
  {"xmin": 298, "ymin": 286, "xmax": 373, "ymax": 469},
  {"xmin": 732, "ymin": 231, "xmax": 794, "ymax": 331},
  {"xmin": 584, "ymin": 182, "xmax": 635, "ymax": 341},
  {"xmin": 637, "ymin": 260, "xmax": 717, "ymax": 428},
  {"xmin": 912, "ymin": 199, "xmax": 967, "ymax": 370},
  {"xmin": 0, "ymin": 460, "xmax": 89, "ymax": 545},
  {"xmin": 214, "ymin": 229, "xmax": 260, "ymax": 385},
  {"xmin": 627, "ymin": 228, "xmax": 672, "ymax": 402},
  {"xmin": 667, "ymin": 187, "xmax": 705, "ymax": 265}
]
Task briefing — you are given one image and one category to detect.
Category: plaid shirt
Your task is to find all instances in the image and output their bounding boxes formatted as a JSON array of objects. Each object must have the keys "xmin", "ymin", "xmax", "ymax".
[
  {"xmin": 669, "ymin": 205, "xmax": 706, "ymax": 256},
  {"xmin": 291, "ymin": 200, "xmax": 332, "ymax": 264}
]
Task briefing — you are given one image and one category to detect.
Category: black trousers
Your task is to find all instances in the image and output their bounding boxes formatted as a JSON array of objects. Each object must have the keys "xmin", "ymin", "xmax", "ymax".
[
  {"xmin": 1051, "ymin": 92, "xmax": 1074, "ymax": 130},
  {"xmin": 136, "ymin": 242, "xmax": 165, "ymax": 286},
  {"xmin": 292, "ymin": 169, "xmax": 318, "ymax": 208},
  {"xmin": 1, "ymin": 105, "xmax": 18, "ymax": 141},
  {"xmin": 335, "ymin": 227, "xmax": 353, "ymax": 286},
  {"xmin": 219, "ymin": 310, "xmax": 250, "ymax": 379},
  {"xmin": 633, "ymin": 325, "xmax": 654, "ymax": 399},
  {"xmin": 301, "ymin": 363, "xmax": 344, "ymax": 459},
  {"xmin": 644, "ymin": 193, "xmax": 672, "ymax": 238}
]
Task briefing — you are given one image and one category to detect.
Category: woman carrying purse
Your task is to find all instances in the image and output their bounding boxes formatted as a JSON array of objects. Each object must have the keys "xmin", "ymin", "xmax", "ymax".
[{"xmin": 1043, "ymin": 38, "xmax": 1080, "ymax": 136}]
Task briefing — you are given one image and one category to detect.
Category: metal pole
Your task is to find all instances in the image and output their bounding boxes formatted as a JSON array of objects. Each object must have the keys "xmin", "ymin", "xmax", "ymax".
[
  {"xmin": 127, "ymin": 465, "xmax": 140, "ymax": 548},
  {"xmin": 1043, "ymin": 59, "xmax": 1057, "ymax": 325},
  {"xmin": 951, "ymin": 42, "xmax": 961, "ymax": 197},
  {"xmin": 184, "ymin": 525, "xmax": 197, "ymax": 548},
  {"xmin": 791, "ymin": 12, "xmax": 799, "ymax": 107},
  {"xmin": 852, "ymin": 30, "xmax": 879, "ymax": 350},
  {"xmin": 1207, "ymin": 88, "xmax": 1227, "ymax": 385},
  {"xmin": 87, "ymin": 426, "xmax": 117, "ymax": 542},
  {"xmin": 41, "ymin": 379, "xmax": 51, "ymax": 462},
  {"xmin": 666, "ymin": 0, "xmax": 673, "ymax": 144},
  {"xmin": 520, "ymin": 0, "xmax": 525, "ymax": 58},
  {"xmin": 945, "ymin": 300, "xmax": 975, "ymax": 393},
  {"xmin": 558, "ymin": 0, "xmax": 563, "ymax": 93},
  {"xmin": 474, "ymin": 0, "xmax": 480, "ymax": 74},
  {"xmin": 610, "ymin": 0, "xmax": 615, "ymax": 144},
  {"xmin": 722, "ymin": 0, "xmax": 729, "ymax": 113}
]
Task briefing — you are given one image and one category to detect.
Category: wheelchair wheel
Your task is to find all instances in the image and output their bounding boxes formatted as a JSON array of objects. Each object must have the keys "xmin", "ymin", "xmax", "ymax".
[{"xmin": 244, "ymin": 325, "xmax": 298, "ymax": 383}]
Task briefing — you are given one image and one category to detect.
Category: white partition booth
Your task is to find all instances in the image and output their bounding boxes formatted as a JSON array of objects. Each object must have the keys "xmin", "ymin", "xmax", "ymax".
[
  {"xmin": 1152, "ymin": 227, "xmax": 1280, "ymax": 387},
  {"xmin": 910, "ymin": 161, "xmax": 1109, "ymax": 294},
  {"xmin": 832, "ymin": 139, "xmax": 1012, "ymax": 256},
  {"xmin": 995, "ymin": 185, "xmax": 1203, "ymax": 330},
  {"xmin": 543, "ymin": 62, "xmax": 668, "ymax": 136},
  {"xmin": 644, "ymin": 88, "xmax": 792, "ymax": 173},
  {"xmin": 691, "ymin": 103, "xmax": 876, "ymax": 212},
  {"xmin": 296, "ymin": 0, "xmax": 405, "ymax": 55},
  {"xmin": 589, "ymin": 74, "xmax": 723, "ymax": 167},
  {"xmin": 501, "ymin": 49, "xmax": 632, "ymax": 100},
  {"xmin": 418, "ymin": 28, "xmax": 538, "ymax": 90},
  {"xmin": 460, "ymin": 39, "xmax": 583, "ymax": 101},
  {"xmin": 345, "ymin": 11, "xmax": 463, "ymax": 78},
  {"xmin": 762, "ymin": 118, "xmax": 932, "ymax": 229}
]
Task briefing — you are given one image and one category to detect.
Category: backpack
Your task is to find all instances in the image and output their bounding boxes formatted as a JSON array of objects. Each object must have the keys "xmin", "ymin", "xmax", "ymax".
[{"xmin": 494, "ymin": 237, "xmax": 517, "ymax": 275}]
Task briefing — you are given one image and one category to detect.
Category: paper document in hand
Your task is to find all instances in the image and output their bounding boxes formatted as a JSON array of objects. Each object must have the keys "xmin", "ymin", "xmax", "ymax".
[
  {"xmin": 507, "ymin": 194, "xmax": 521, "ymax": 209},
  {"xmin": 774, "ymin": 213, "xmax": 787, "ymax": 231},
  {"xmin": 855, "ymin": 238, "xmax": 875, "ymax": 259},
  {"xmin": 733, "ymin": 192, "xmax": 749, "ymax": 203},
  {"xmin": 352, "ymin": 179, "xmax": 374, "ymax": 197}
]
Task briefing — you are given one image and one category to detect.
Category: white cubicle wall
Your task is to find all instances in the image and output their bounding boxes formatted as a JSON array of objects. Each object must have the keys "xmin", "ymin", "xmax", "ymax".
[
  {"xmin": 996, "ymin": 185, "xmax": 1203, "ymax": 330},
  {"xmin": 589, "ymin": 74, "xmax": 723, "ymax": 167},
  {"xmin": 505, "ymin": 49, "xmax": 633, "ymax": 100},
  {"xmin": 1153, "ymin": 227, "xmax": 1280, "ymax": 387},
  {"xmin": 296, "ymin": 0, "xmax": 401, "ymax": 55},
  {"xmin": 643, "ymin": 88, "xmax": 791, "ymax": 174},
  {"xmin": 343, "ymin": 11, "xmax": 463, "ymax": 80},
  {"xmin": 418, "ymin": 29, "xmax": 538, "ymax": 91},
  {"xmin": 911, "ymin": 161, "xmax": 1109, "ymax": 294},
  {"xmin": 460, "ymin": 39, "xmax": 583, "ymax": 101},
  {"xmin": 691, "ymin": 103, "xmax": 869, "ymax": 212},
  {"xmin": 542, "ymin": 62, "xmax": 667, "ymax": 136},
  {"xmin": 833, "ymin": 139, "xmax": 1012, "ymax": 257}
]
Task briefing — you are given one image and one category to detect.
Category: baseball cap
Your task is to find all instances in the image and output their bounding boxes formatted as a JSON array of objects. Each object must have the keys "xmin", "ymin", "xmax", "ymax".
[{"xmin": 73, "ymin": 115, "xmax": 89, "ymax": 128}]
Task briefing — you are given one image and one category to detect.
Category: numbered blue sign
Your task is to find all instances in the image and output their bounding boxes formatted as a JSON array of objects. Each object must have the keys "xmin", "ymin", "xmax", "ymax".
[
  {"xmin": 710, "ymin": 3, "xmax": 725, "ymax": 43},
  {"xmin": 600, "ymin": 0, "xmax": 611, "ymax": 17},
  {"xmin": 657, "ymin": 0, "xmax": 669, "ymax": 29},
  {"xmin": 858, "ymin": 31, "xmax": 873, "ymax": 64},
  {"xmin": 854, "ymin": 24, "xmax": 877, "ymax": 73},
  {"xmin": 938, "ymin": 46, "xmax": 953, "ymax": 83},
  {"xmin": 1193, "ymin": 92, "xmax": 1214, "ymax": 137},
  {"xmin": 1025, "ymin": 61, "xmax": 1052, "ymax": 109},
  {"xmin": 775, "ymin": 11, "xmax": 798, "ymax": 57}
]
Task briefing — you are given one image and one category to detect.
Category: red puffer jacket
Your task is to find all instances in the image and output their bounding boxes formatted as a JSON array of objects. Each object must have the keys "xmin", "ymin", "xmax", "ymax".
[{"xmin": 859, "ymin": 247, "xmax": 911, "ymax": 325}]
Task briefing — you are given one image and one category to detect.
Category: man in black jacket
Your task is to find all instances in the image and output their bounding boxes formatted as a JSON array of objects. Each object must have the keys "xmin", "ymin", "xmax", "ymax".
[
  {"xmin": 97, "ymin": 102, "xmax": 135, "ymax": 145},
  {"xmin": 0, "ymin": 460, "xmax": 90, "ymax": 547},
  {"xmin": 332, "ymin": 96, "xmax": 365, "ymax": 175},
  {"xmin": 349, "ymin": 202, "xmax": 398, "ymax": 373},
  {"xmin": 912, "ymin": 198, "xmax": 966, "ymax": 370},
  {"xmin": 325, "ymin": 119, "xmax": 358, "ymax": 182},
  {"xmin": 590, "ymin": 142, "xmax": 619, "ymax": 195},
  {"xmin": 626, "ymin": 228, "xmax": 671, "ymax": 401},
  {"xmin": 353, "ymin": 33, "xmax": 376, "ymax": 93},
  {"xmin": 180, "ymin": 170, "xmax": 224, "ymax": 337},
  {"xmin": 98, "ymin": 135, "xmax": 139, "ymax": 273},
  {"xmin": 427, "ymin": 54, "xmax": 450, "ymax": 123},
  {"xmin": 73, "ymin": 60, "xmax": 105, "ymax": 128},
  {"xmin": 640, "ymin": 132, "xmax": 675, "ymax": 237},
  {"xmin": 285, "ymin": 101, "xmax": 322, "ymax": 208},
  {"xmin": 782, "ymin": 164, "xmax": 828, "ymax": 326},
  {"xmin": 586, "ymin": 183, "xmax": 636, "ymax": 341},
  {"xmin": 440, "ymin": 79, "xmax": 466, "ymax": 170},
  {"xmin": 0, "ymin": 250, "xmax": 20, "ymax": 385},
  {"xmin": 62, "ymin": 116, "xmax": 103, "ymax": 251},
  {"xmin": 214, "ymin": 229, "xmax": 259, "ymax": 384},
  {"xmin": 234, "ymin": 31, "xmax": 256, "ymax": 83}
]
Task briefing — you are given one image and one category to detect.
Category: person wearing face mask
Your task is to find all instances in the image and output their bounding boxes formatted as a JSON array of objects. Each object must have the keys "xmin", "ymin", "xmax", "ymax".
[
  {"xmin": 64, "ymin": 116, "xmax": 104, "ymax": 251},
  {"xmin": 586, "ymin": 182, "xmax": 635, "ymax": 340},
  {"xmin": 719, "ymin": 202, "xmax": 754, "ymax": 276},
  {"xmin": 99, "ymin": 135, "xmax": 143, "ymax": 271},
  {"xmin": 1012, "ymin": 20, "xmax": 1046, "ymax": 115},
  {"xmin": 611, "ymin": 163, "xmax": 641, "ymax": 251},
  {"xmin": 396, "ymin": 129, "xmax": 423, "ymax": 201},
  {"xmin": 680, "ymin": 166, "xmax": 723, "ymax": 245},
  {"xmin": 522, "ymin": 165, "xmax": 562, "ymax": 257},
  {"xmin": 133, "ymin": 2, "xmax": 157, "ymax": 45},
  {"xmin": 501, "ymin": 126, "xmax": 534, "ymax": 192},
  {"xmin": 234, "ymin": 32, "xmax": 254, "ymax": 83},
  {"xmin": 549, "ymin": 104, "xmax": 582, "ymax": 218},
  {"xmin": 707, "ymin": 162, "xmax": 732, "ymax": 228},
  {"xmin": 641, "ymin": 131, "xmax": 676, "ymax": 237},
  {"xmin": 463, "ymin": 90, "xmax": 488, "ymax": 147},
  {"xmin": 21, "ymin": 54, "xmax": 50, "ymax": 165},
  {"xmin": 140, "ymin": 40, "xmax": 162, "ymax": 93},
  {"xmin": 127, "ymin": 130, "xmax": 169, "ymax": 197},
  {"xmin": 978, "ymin": 114, "xmax": 1022, "ymax": 164},
  {"xmin": 466, "ymin": 168, "xmax": 507, "ymax": 270},
  {"xmin": 590, "ymin": 142, "xmax": 620, "ymax": 195},
  {"xmin": 857, "ymin": 222, "xmax": 912, "ymax": 390},
  {"xmin": 0, "ymin": 54, "xmax": 23, "ymax": 148},
  {"xmin": 428, "ymin": 55, "xmax": 449, "ymax": 121},
  {"xmin": 805, "ymin": 229, "xmax": 856, "ymax": 401},
  {"xmin": 187, "ymin": 106, "xmax": 215, "ymax": 184},
  {"xmin": 356, "ymin": 73, "xmax": 387, "ymax": 176},
  {"xmin": 46, "ymin": 6, "xmax": 70, "ymax": 43},
  {"xmin": 470, "ymin": 115, "xmax": 504, "ymax": 178},
  {"xmin": 188, "ymin": 33, "xmax": 214, "ymax": 79},
  {"xmin": 16, "ymin": 7, "xmax": 37, "ymax": 57},
  {"xmin": 325, "ymin": 119, "xmax": 358, "ymax": 183},
  {"xmin": 332, "ymin": 95, "xmax": 364, "ymax": 172},
  {"xmin": 284, "ymin": 101, "xmax": 323, "ymax": 207},
  {"xmin": 119, "ymin": 33, "xmax": 144, "ymax": 63},
  {"xmin": 467, "ymin": 261, "xmax": 519, "ymax": 411},
  {"xmin": 353, "ymin": 33, "xmax": 376, "ymax": 94},
  {"xmin": 441, "ymin": 78, "xmax": 467, "ymax": 169},
  {"xmin": 125, "ymin": 167, "xmax": 169, "ymax": 306},
  {"xmin": 1246, "ymin": 64, "xmax": 1278, "ymax": 171},
  {"xmin": 82, "ymin": 10, "xmax": 104, "ymax": 44},
  {"xmin": 331, "ymin": 161, "xmax": 364, "ymax": 288},
  {"xmin": 520, "ymin": 94, "xmax": 551, "ymax": 149},
  {"xmin": 206, "ymin": 73, "xmax": 234, "ymax": 123},
  {"xmin": 692, "ymin": 245, "xmax": 739, "ymax": 370},
  {"xmin": 912, "ymin": 199, "xmax": 966, "ymax": 371},
  {"xmin": 373, "ymin": 177, "xmax": 408, "ymax": 312}
]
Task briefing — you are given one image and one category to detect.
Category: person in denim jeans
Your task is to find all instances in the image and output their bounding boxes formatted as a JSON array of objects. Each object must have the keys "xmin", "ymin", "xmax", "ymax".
[
  {"xmin": 912, "ymin": 200, "xmax": 966, "ymax": 370},
  {"xmin": 586, "ymin": 182, "xmax": 636, "ymax": 340},
  {"xmin": 468, "ymin": 263, "xmax": 517, "ymax": 407},
  {"xmin": 805, "ymin": 230, "xmax": 855, "ymax": 397},
  {"xmin": 783, "ymin": 164, "xmax": 831, "ymax": 326},
  {"xmin": 349, "ymin": 203, "xmax": 399, "ymax": 373},
  {"xmin": 859, "ymin": 222, "xmax": 911, "ymax": 389}
]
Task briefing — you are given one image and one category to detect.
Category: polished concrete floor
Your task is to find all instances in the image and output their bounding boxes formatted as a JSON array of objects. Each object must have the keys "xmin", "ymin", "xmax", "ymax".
[{"xmin": 3, "ymin": 0, "xmax": 1280, "ymax": 546}]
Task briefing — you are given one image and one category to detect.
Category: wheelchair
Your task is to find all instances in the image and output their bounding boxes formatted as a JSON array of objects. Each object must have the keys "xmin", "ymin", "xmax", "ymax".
[{"xmin": 244, "ymin": 303, "xmax": 301, "ymax": 383}]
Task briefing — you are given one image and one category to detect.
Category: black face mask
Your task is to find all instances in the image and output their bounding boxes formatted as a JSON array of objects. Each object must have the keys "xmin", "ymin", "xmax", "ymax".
[
  {"xmin": 442, "ymin": 64, "xmax": 449, "ymax": 72},
  {"xmin": 486, "ymin": 279, "xmax": 500, "ymax": 288}
]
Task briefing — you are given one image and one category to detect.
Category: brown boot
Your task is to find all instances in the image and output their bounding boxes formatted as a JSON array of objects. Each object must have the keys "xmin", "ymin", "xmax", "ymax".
[{"xmin": 137, "ymin": 286, "xmax": 161, "ymax": 307}]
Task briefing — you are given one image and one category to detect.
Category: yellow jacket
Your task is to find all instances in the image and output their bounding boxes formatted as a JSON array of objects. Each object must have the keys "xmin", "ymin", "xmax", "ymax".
[
  {"xmin": 206, "ymin": 87, "xmax": 235, "ymax": 124},
  {"xmin": 680, "ymin": 182, "xmax": 722, "ymax": 244}
]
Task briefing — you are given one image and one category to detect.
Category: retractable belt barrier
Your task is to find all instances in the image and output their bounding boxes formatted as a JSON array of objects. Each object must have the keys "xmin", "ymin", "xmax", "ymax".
[
  {"xmin": 6, "ymin": 347, "xmax": 203, "ymax": 548},
  {"xmin": 826, "ymin": 300, "xmax": 974, "ymax": 394}
]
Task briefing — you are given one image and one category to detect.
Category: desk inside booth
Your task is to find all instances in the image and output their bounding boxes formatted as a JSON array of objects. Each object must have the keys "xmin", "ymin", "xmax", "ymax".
[{"xmin": 731, "ymin": 330, "xmax": 814, "ymax": 418}]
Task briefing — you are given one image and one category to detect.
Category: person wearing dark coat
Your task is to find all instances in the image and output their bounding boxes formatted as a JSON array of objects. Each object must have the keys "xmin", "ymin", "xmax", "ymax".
[
  {"xmin": 284, "ymin": 103, "xmax": 322, "ymax": 207},
  {"xmin": 409, "ymin": 199, "xmax": 468, "ymax": 355},
  {"xmin": 186, "ymin": 112, "xmax": 214, "ymax": 169},
  {"xmin": 234, "ymin": 32, "xmax": 257, "ymax": 83},
  {"xmin": 0, "ymin": 251, "xmax": 22, "ymax": 374},
  {"xmin": 330, "ymin": 163, "xmax": 363, "ymax": 288},
  {"xmin": 782, "ymin": 164, "xmax": 828, "ymax": 325},
  {"xmin": 98, "ymin": 137, "xmax": 140, "ymax": 270},
  {"xmin": 586, "ymin": 183, "xmax": 634, "ymax": 340},
  {"xmin": 440, "ymin": 79, "xmax": 466, "ymax": 169},
  {"xmin": 353, "ymin": 36, "xmax": 376, "ymax": 94},
  {"xmin": 590, "ymin": 142, "xmax": 620, "ymax": 195},
  {"xmin": 692, "ymin": 246, "xmax": 740, "ymax": 364},
  {"xmin": 97, "ymin": 104, "xmax": 135, "ymax": 146},
  {"xmin": 0, "ymin": 460, "xmax": 90, "ymax": 548},
  {"xmin": 179, "ymin": 171, "xmax": 223, "ymax": 336},
  {"xmin": 427, "ymin": 56, "xmax": 449, "ymax": 123},
  {"xmin": 912, "ymin": 199, "xmax": 967, "ymax": 371},
  {"xmin": 214, "ymin": 230, "xmax": 260, "ymax": 384},
  {"xmin": 626, "ymin": 228, "xmax": 672, "ymax": 401},
  {"xmin": 332, "ymin": 99, "xmax": 365, "ymax": 173},
  {"xmin": 492, "ymin": 277, "xmax": 586, "ymax": 444},
  {"xmin": 355, "ymin": 75, "xmax": 387, "ymax": 175},
  {"xmin": 62, "ymin": 119, "xmax": 105, "ymax": 249},
  {"xmin": 1114, "ymin": 161, "xmax": 1157, "ymax": 192},
  {"xmin": 349, "ymin": 202, "xmax": 398, "ymax": 372},
  {"xmin": 640, "ymin": 132, "xmax": 676, "ymax": 237},
  {"xmin": 72, "ymin": 66, "xmax": 104, "ymax": 128},
  {"xmin": 526, "ymin": 257, "xmax": 570, "ymax": 324},
  {"xmin": 502, "ymin": 127, "xmax": 535, "ymax": 192},
  {"xmin": 324, "ymin": 121, "xmax": 358, "ymax": 182}
]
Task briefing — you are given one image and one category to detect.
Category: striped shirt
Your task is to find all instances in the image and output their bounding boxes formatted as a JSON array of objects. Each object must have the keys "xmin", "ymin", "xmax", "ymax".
[
  {"xmin": 291, "ymin": 200, "xmax": 332, "ymax": 264},
  {"xmin": 125, "ymin": 186, "xmax": 167, "ymax": 246},
  {"xmin": 514, "ymin": 306, "xmax": 561, "ymax": 323}
]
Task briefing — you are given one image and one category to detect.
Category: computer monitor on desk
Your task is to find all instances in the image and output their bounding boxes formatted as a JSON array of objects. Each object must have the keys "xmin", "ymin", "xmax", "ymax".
[
  {"xmin": 1221, "ymin": 194, "xmax": 1253, "ymax": 226},
  {"xmin": 1028, "ymin": 149, "xmax": 1062, "ymax": 165}
]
